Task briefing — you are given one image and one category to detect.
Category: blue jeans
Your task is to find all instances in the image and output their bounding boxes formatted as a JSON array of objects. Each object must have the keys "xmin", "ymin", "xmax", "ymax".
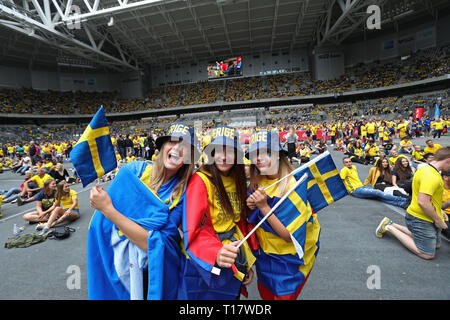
[
  {"xmin": 16, "ymin": 165, "xmax": 30, "ymax": 174},
  {"xmin": 1, "ymin": 187, "xmax": 21, "ymax": 202},
  {"xmin": 352, "ymin": 186, "xmax": 406, "ymax": 207}
]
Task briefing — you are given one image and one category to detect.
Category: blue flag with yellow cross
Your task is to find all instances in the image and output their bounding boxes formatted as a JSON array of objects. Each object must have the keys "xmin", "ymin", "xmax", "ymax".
[
  {"xmin": 292, "ymin": 151, "xmax": 348, "ymax": 213},
  {"xmin": 70, "ymin": 106, "xmax": 116, "ymax": 187}
]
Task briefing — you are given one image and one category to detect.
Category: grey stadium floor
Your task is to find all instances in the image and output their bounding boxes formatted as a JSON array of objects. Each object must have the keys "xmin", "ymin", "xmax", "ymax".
[{"xmin": 0, "ymin": 136, "xmax": 448, "ymax": 300}]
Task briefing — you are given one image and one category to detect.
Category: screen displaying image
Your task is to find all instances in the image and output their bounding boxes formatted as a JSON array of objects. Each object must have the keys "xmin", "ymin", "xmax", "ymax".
[{"xmin": 207, "ymin": 57, "xmax": 242, "ymax": 79}]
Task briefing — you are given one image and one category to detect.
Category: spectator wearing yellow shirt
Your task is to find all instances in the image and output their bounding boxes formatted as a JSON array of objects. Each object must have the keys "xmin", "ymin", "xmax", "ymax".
[
  {"xmin": 388, "ymin": 150, "xmax": 408, "ymax": 167},
  {"xmin": 424, "ymin": 139, "xmax": 442, "ymax": 154},
  {"xmin": 36, "ymin": 181, "xmax": 79, "ymax": 234},
  {"xmin": 441, "ymin": 171, "xmax": 450, "ymax": 241},
  {"xmin": 7, "ymin": 145, "xmax": 15, "ymax": 158},
  {"xmin": 360, "ymin": 123, "xmax": 367, "ymax": 141},
  {"xmin": 126, "ymin": 151, "xmax": 136, "ymax": 163},
  {"xmin": 151, "ymin": 149, "xmax": 159, "ymax": 162},
  {"xmin": 376, "ymin": 147, "xmax": 450, "ymax": 260},
  {"xmin": 432, "ymin": 118, "xmax": 444, "ymax": 139},
  {"xmin": 366, "ymin": 121, "xmax": 376, "ymax": 140},
  {"xmin": 17, "ymin": 168, "xmax": 53, "ymax": 205},
  {"xmin": 364, "ymin": 139, "xmax": 379, "ymax": 164},
  {"xmin": 398, "ymin": 121, "xmax": 408, "ymax": 139},
  {"xmin": 399, "ymin": 137, "xmax": 413, "ymax": 154},
  {"xmin": 410, "ymin": 145, "xmax": 424, "ymax": 168},
  {"xmin": 297, "ymin": 142, "xmax": 310, "ymax": 164},
  {"xmin": 115, "ymin": 150, "xmax": 122, "ymax": 164}
]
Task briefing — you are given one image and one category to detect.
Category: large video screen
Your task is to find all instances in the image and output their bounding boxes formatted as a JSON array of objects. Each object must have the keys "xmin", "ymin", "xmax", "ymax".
[{"xmin": 207, "ymin": 57, "xmax": 242, "ymax": 79}]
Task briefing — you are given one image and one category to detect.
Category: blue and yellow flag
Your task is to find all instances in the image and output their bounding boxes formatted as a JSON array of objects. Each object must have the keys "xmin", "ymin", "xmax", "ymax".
[
  {"xmin": 70, "ymin": 106, "xmax": 116, "ymax": 187},
  {"xmin": 87, "ymin": 161, "xmax": 183, "ymax": 300},
  {"xmin": 434, "ymin": 103, "xmax": 441, "ymax": 120},
  {"xmin": 248, "ymin": 173, "xmax": 320, "ymax": 299},
  {"xmin": 292, "ymin": 151, "xmax": 348, "ymax": 213}
]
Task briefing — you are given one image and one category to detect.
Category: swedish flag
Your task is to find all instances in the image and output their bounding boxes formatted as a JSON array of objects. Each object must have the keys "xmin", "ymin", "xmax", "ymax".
[
  {"xmin": 292, "ymin": 151, "xmax": 348, "ymax": 213},
  {"xmin": 70, "ymin": 106, "xmax": 116, "ymax": 187}
]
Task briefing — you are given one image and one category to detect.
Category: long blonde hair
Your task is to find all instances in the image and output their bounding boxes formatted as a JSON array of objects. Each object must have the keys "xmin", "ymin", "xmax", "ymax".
[
  {"xmin": 249, "ymin": 154, "xmax": 294, "ymax": 197},
  {"xmin": 148, "ymin": 141, "xmax": 195, "ymax": 202}
]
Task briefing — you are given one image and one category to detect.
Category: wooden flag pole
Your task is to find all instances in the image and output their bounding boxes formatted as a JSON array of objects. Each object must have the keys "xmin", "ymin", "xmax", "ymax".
[{"xmin": 237, "ymin": 173, "xmax": 309, "ymax": 249}]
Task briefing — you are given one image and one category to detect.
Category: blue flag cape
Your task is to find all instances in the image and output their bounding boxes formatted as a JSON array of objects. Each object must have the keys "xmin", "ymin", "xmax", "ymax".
[{"xmin": 87, "ymin": 161, "xmax": 183, "ymax": 300}]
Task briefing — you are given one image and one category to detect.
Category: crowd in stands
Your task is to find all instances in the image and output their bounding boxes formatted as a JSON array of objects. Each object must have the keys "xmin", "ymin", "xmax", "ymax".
[{"xmin": 1, "ymin": 46, "xmax": 449, "ymax": 115}]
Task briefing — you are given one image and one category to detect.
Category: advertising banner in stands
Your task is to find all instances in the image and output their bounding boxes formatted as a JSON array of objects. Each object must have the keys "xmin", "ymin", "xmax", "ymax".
[{"xmin": 240, "ymin": 129, "xmax": 359, "ymax": 144}]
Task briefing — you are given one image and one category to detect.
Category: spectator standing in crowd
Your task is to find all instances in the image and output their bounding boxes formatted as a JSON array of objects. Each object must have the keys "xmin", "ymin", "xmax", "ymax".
[
  {"xmin": 285, "ymin": 127, "xmax": 298, "ymax": 163},
  {"xmin": 376, "ymin": 147, "xmax": 450, "ymax": 260}
]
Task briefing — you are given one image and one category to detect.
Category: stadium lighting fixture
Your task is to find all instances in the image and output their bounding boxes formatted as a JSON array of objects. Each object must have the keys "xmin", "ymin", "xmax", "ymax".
[{"xmin": 107, "ymin": 16, "xmax": 114, "ymax": 27}]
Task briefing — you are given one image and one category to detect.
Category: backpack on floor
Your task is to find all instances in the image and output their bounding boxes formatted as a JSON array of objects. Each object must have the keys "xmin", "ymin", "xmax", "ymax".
[{"xmin": 49, "ymin": 226, "xmax": 75, "ymax": 240}]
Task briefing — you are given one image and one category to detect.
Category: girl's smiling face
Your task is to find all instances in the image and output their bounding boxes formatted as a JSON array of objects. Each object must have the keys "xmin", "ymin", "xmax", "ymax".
[
  {"xmin": 252, "ymin": 148, "xmax": 279, "ymax": 176},
  {"xmin": 162, "ymin": 140, "xmax": 188, "ymax": 174},
  {"xmin": 214, "ymin": 146, "xmax": 235, "ymax": 175}
]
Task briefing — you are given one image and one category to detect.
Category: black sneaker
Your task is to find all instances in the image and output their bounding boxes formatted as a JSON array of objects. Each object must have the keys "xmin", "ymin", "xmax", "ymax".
[{"xmin": 401, "ymin": 196, "xmax": 412, "ymax": 210}]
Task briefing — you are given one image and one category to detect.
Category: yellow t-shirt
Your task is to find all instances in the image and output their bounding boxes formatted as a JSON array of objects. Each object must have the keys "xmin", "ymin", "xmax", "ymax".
[
  {"xmin": 340, "ymin": 165, "xmax": 363, "ymax": 194},
  {"xmin": 30, "ymin": 174, "xmax": 53, "ymax": 188},
  {"xmin": 400, "ymin": 140, "xmax": 412, "ymax": 148},
  {"xmin": 412, "ymin": 150, "xmax": 424, "ymax": 161},
  {"xmin": 367, "ymin": 123, "xmax": 376, "ymax": 134},
  {"xmin": 443, "ymin": 188, "xmax": 450, "ymax": 216},
  {"xmin": 389, "ymin": 154, "xmax": 408, "ymax": 167},
  {"xmin": 59, "ymin": 189, "xmax": 79, "ymax": 210},
  {"xmin": 399, "ymin": 125, "xmax": 408, "ymax": 139},
  {"xmin": 407, "ymin": 164, "xmax": 444, "ymax": 223},
  {"xmin": 196, "ymin": 171, "xmax": 241, "ymax": 234},
  {"xmin": 299, "ymin": 147, "xmax": 310, "ymax": 158},
  {"xmin": 360, "ymin": 125, "xmax": 367, "ymax": 136},
  {"xmin": 434, "ymin": 121, "xmax": 444, "ymax": 130},
  {"xmin": 365, "ymin": 144, "xmax": 379, "ymax": 157},
  {"xmin": 424, "ymin": 144, "xmax": 442, "ymax": 154}
]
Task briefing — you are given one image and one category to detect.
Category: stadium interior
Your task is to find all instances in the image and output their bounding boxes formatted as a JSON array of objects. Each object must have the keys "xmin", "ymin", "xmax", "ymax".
[{"xmin": 0, "ymin": 0, "xmax": 449, "ymax": 301}]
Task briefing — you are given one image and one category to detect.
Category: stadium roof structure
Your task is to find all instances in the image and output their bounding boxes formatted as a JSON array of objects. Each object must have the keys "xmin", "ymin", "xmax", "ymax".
[{"xmin": 0, "ymin": 0, "xmax": 449, "ymax": 71}]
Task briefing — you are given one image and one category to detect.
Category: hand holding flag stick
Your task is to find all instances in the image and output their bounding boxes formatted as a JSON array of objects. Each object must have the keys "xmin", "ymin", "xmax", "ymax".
[
  {"xmin": 237, "ymin": 173, "xmax": 309, "ymax": 249},
  {"xmin": 262, "ymin": 151, "xmax": 331, "ymax": 191}
]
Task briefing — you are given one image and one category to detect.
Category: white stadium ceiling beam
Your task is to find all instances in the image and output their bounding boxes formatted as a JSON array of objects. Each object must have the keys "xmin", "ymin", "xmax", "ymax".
[
  {"xmin": 290, "ymin": 0, "xmax": 310, "ymax": 51},
  {"xmin": 269, "ymin": 0, "xmax": 279, "ymax": 52},
  {"xmin": 0, "ymin": 0, "xmax": 140, "ymax": 70},
  {"xmin": 316, "ymin": 0, "xmax": 386, "ymax": 47},
  {"xmin": 186, "ymin": 0, "xmax": 214, "ymax": 58},
  {"xmin": 217, "ymin": 1, "xmax": 233, "ymax": 57}
]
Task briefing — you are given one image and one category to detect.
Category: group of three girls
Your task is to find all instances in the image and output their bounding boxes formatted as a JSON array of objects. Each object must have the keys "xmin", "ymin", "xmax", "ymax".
[{"xmin": 89, "ymin": 123, "xmax": 320, "ymax": 300}]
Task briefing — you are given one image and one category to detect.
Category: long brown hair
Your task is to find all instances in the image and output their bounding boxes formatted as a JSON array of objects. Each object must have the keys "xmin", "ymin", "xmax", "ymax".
[
  {"xmin": 375, "ymin": 157, "xmax": 392, "ymax": 184},
  {"xmin": 43, "ymin": 178, "xmax": 56, "ymax": 195},
  {"xmin": 393, "ymin": 157, "xmax": 412, "ymax": 181},
  {"xmin": 200, "ymin": 147, "xmax": 247, "ymax": 221},
  {"xmin": 148, "ymin": 141, "xmax": 195, "ymax": 202},
  {"xmin": 55, "ymin": 180, "xmax": 69, "ymax": 201},
  {"xmin": 249, "ymin": 152, "xmax": 294, "ymax": 197}
]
